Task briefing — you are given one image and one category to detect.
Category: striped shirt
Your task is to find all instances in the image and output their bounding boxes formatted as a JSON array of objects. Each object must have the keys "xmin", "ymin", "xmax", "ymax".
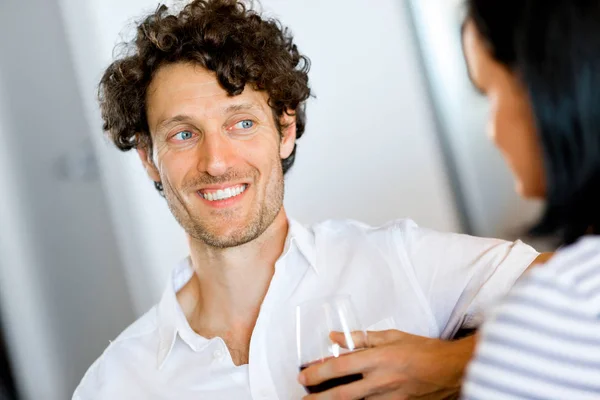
[{"xmin": 462, "ymin": 237, "xmax": 600, "ymax": 400}]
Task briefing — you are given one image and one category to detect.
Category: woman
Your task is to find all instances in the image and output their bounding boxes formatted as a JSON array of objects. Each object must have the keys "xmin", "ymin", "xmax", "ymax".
[
  {"xmin": 461, "ymin": 0, "xmax": 600, "ymax": 398},
  {"xmin": 299, "ymin": 0, "xmax": 600, "ymax": 398}
]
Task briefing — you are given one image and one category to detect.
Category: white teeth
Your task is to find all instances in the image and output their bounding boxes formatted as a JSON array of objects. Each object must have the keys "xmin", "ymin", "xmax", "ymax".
[{"xmin": 202, "ymin": 185, "xmax": 246, "ymax": 201}]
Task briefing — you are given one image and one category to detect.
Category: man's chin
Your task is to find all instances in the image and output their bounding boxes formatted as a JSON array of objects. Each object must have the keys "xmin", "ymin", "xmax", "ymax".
[
  {"xmin": 190, "ymin": 225, "xmax": 262, "ymax": 249},
  {"xmin": 200, "ymin": 234, "xmax": 259, "ymax": 249}
]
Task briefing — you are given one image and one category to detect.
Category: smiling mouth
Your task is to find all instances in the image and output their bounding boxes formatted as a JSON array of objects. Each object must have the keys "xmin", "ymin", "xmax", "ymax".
[{"xmin": 198, "ymin": 184, "xmax": 248, "ymax": 202}]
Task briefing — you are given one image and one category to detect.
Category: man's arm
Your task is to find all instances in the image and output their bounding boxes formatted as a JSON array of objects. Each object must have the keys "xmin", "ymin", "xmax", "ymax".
[
  {"xmin": 453, "ymin": 252, "xmax": 553, "ymax": 340},
  {"xmin": 298, "ymin": 227, "xmax": 548, "ymax": 399}
]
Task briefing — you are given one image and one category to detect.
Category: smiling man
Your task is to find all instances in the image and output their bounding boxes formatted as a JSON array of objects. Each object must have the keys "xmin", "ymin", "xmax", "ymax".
[
  {"xmin": 73, "ymin": 1, "xmax": 545, "ymax": 399},
  {"xmin": 144, "ymin": 62, "xmax": 293, "ymax": 253}
]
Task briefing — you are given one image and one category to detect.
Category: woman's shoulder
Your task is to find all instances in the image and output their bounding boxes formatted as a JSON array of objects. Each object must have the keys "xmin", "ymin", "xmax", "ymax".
[
  {"xmin": 534, "ymin": 236, "xmax": 600, "ymax": 290},
  {"xmin": 507, "ymin": 236, "xmax": 600, "ymax": 317},
  {"xmin": 464, "ymin": 236, "xmax": 600, "ymax": 399}
]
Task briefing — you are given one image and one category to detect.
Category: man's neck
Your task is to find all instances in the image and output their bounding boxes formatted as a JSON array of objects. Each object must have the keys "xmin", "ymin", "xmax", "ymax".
[{"xmin": 176, "ymin": 209, "xmax": 289, "ymax": 363}]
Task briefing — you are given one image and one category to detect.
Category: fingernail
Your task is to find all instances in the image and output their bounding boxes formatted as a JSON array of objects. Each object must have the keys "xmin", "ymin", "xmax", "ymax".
[{"xmin": 298, "ymin": 373, "xmax": 306, "ymax": 385}]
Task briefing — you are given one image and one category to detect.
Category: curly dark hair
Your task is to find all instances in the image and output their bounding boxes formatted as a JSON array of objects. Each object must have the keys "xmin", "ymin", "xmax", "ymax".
[{"xmin": 99, "ymin": 0, "xmax": 311, "ymax": 182}]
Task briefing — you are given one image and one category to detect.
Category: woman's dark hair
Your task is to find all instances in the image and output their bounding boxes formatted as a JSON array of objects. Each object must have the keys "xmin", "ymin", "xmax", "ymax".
[
  {"xmin": 99, "ymin": 0, "xmax": 311, "ymax": 181},
  {"xmin": 467, "ymin": 0, "xmax": 600, "ymax": 244}
]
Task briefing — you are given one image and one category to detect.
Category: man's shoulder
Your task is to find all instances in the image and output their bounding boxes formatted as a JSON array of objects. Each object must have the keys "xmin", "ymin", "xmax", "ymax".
[
  {"xmin": 73, "ymin": 306, "xmax": 160, "ymax": 398},
  {"xmin": 306, "ymin": 217, "xmax": 419, "ymax": 238},
  {"xmin": 294, "ymin": 218, "xmax": 425, "ymax": 265},
  {"xmin": 112, "ymin": 305, "xmax": 160, "ymax": 342}
]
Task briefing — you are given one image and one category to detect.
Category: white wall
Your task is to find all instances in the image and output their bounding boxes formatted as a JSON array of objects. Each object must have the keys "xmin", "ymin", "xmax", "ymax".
[
  {"xmin": 0, "ymin": 1, "xmax": 135, "ymax": 398},
  {"xmin": 267, "ymin": 0, "xmax": 461, "ymax": 231},
  {"xmin": 0, "ymin": 69, "xmax": 60, "ymax": 400},
  {"xmin": 57, "ymin": 0, "xmax": 462, "ymax": 315}
]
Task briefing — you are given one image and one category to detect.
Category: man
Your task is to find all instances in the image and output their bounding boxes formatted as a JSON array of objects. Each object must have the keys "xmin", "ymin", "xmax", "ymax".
[{"xmin": 73, "ymin": 1, "xmax": 545, "ymax": 399}]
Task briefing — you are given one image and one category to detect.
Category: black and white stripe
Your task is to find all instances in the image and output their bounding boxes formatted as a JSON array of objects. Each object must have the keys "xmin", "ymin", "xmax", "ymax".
[{"xmin": 462, "ymin": 237, "xmax": 600, "ymax": 400}]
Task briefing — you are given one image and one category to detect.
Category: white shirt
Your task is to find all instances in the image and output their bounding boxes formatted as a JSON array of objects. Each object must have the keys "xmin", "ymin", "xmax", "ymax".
[
  {"xmin": 462, "ymin": 237, "xmax": 600, "ymax": 400},
  {"xmin": 73, "ymin": 218, "xmax": 538, "ymax": 400}
]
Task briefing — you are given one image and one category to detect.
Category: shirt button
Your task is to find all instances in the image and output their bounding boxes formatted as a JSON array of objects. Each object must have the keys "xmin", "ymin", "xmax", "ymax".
[{"xmin": 213, "ymin": 349, "xmax": 224, "ymax": 361}]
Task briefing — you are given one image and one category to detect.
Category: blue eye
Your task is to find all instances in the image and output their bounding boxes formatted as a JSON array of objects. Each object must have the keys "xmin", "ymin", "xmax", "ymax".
[
  {"xmin": 235, "ymin": 120, "xmax": 254, "ymax": 129},
  {"xmin": 173, "ymin": 131, "xmax": 194, "ymax": 141}
]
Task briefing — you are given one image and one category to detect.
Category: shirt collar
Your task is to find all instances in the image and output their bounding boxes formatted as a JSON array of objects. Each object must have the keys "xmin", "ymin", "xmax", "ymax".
[
  {"xmin": 155, "ymin": 218, "xmax": 317, "ymax": 368},
  {"xmin": 288, "ymin": 219, "xmax": 318, "ymax": 274},
  {"xmin": 156, "ymin": 257, "xmax": 197, "ymax": 369}
]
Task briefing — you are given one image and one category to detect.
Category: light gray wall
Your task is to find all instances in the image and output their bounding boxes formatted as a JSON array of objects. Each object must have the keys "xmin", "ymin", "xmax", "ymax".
[
  {"xmin": 268, "ymin": 0, "xmax": 462, "ymax": 231},
  {"xmin": 0, "ymin": 1, "xmax": 135, "ymax": 398}
]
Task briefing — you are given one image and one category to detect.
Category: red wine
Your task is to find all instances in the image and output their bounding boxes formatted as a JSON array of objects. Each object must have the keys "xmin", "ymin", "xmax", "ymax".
[{"xmin": 299, "ymin": 362, "xmax": 363, "ymax": 396}]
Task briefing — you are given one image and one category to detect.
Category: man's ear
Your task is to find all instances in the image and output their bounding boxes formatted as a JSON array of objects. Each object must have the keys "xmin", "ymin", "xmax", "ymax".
[
  {"xmin": 136, "ymin": 142, "xmax": 161, "ymax": 183},
  {"xmin": 279, "ymin": 110, "xmax": 297, "ymax": 160}
]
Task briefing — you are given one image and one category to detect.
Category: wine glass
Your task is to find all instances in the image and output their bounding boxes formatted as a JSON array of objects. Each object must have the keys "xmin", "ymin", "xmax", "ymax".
[{"xmin": 296, "ymin": 294, "xmax": 366, "ymax": 395}]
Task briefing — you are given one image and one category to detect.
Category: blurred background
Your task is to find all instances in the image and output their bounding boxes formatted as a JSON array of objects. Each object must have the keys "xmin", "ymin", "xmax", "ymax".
[{"xmin": 0, "ymin": 0, "xmax": 547, "ymax": 399}]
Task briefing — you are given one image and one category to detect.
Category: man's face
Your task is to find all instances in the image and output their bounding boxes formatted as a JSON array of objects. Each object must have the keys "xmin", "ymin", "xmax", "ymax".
[{"xmin": 140, "ymin": 62, "xmax": 296, "ymax": 248}]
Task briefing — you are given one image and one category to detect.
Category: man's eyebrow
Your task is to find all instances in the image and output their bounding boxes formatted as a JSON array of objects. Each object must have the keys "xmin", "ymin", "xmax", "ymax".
[
  {"xmin": 222, "ymin": 102, "xmax": 263, "ymax": 114},
  {"xmin": 156, "ymin": 114, "xmax": 194, "ymax": 131}
]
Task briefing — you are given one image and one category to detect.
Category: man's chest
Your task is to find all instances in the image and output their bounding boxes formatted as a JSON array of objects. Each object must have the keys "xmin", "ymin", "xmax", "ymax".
[
  {"xmin": 247, "ymin": 278, "xmax": 437, "ymax": 399},
  {"xmin": 99, "ymin": 277, "xmax": 437, "ymax": 400}
]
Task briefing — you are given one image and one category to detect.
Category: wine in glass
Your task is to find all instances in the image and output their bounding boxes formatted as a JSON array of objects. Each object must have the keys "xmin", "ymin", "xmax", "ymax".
[{"xmin": 296, "ymin": 294, "xmax": 366, "ymax": 395}]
